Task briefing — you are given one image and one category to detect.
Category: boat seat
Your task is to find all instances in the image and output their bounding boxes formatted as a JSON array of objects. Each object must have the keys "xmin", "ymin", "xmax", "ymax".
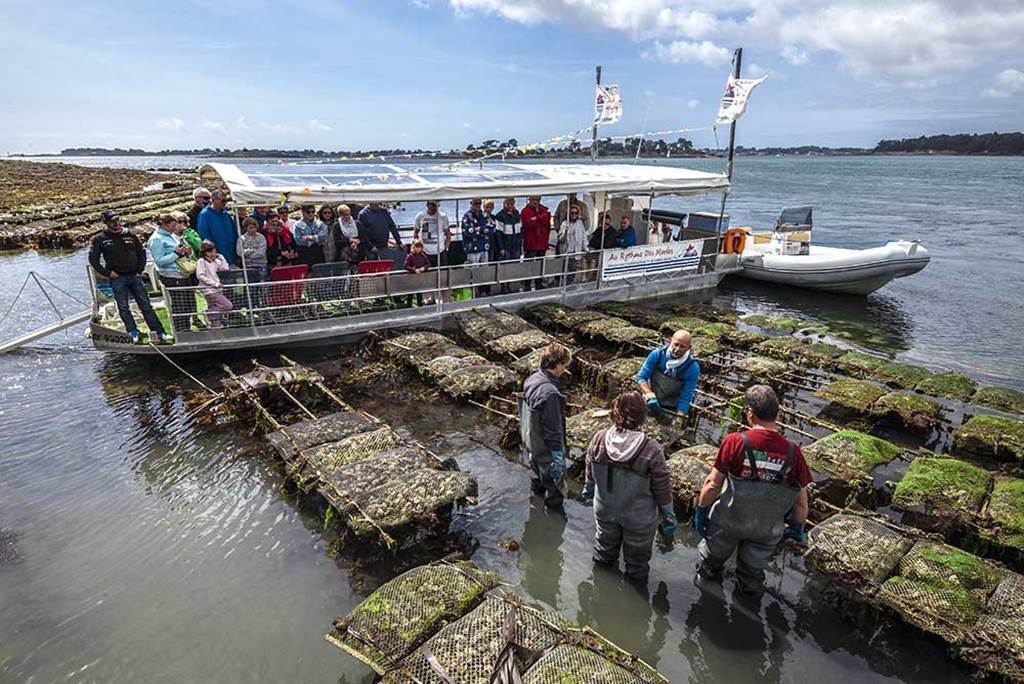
[
  {"xmin": 268, "ymin": 264, "xmax": 309, "ymax": 313},
  {"xmin": 309, "ymin": 262, "xmax": 350, "ymax": 302}
]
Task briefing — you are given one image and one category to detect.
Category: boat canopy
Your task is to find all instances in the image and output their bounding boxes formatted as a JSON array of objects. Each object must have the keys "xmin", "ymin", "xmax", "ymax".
[{"xmin": 201, "ymin": 161, "xmax": 730, "ymax": 205}]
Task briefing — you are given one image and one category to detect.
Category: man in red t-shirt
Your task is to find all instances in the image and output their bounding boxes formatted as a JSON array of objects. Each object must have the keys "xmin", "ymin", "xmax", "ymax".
[{"xmin": 694, "ymin": 384, "xmax": 811, "ymax": 595}]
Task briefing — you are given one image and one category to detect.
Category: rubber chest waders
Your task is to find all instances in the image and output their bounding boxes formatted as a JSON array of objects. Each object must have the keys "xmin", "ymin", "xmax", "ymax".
[
  {"xmin": 519, "ymin": 395, "xmax": 567, "ymax": 496},
  {"xmin": 708, "ymin": 433, "xmax": 801, "ymax": 542},
  {"xmin": 592, "ymin": 438, "xmax": 658, "ymax": 531},
  {"xmin": 650, "ymin": 348, "xmax": 695, "ymax": 410}
]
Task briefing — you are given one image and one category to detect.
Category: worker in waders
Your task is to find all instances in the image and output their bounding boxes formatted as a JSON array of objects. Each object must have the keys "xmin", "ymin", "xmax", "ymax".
[
  {"xmin": 694, "ymin": 385, "xmax": 812, "ymax": 596},
  {"xmin": 580, "ymin": 391, "xmax": 676, "ymax": 585},
  {"xmin": 636, "ymin": 330, "xmax": 700, "ymax": 417},
  {"xmin": 521, "ymin": 342, "xmax": 572, "ymax": 510}
]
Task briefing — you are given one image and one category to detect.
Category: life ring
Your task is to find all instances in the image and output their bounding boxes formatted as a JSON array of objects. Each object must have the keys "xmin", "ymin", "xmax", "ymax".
[{"xmin": 723, "ymin": 227, "xmax": 750, "ymax": 254}]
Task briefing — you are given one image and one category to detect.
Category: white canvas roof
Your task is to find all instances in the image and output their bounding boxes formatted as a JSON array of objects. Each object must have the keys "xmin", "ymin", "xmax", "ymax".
[{"xmin": 201, "ymin": 161, "xmax": 729, "ymax": 205}]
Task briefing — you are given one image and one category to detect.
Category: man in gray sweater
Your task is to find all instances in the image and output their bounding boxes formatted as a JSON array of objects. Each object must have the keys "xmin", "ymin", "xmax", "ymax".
[{"xmin": 520, "ymin": 342, "xmax": 572, "ymax": 510}]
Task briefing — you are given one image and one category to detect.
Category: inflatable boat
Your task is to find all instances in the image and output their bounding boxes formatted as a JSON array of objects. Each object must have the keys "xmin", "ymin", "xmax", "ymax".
[{"xmin": 726, "ymin": 207, "xmax": 930, "ymax": 295}]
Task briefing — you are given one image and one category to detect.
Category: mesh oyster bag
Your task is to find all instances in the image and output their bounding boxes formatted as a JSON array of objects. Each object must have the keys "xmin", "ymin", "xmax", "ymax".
[
  {"xmin": 382, "ymin": 595, "xmax": 565, "ymax": 684},
  {"xmin": 344, "ymin": 468, "xmax": 478, "ymax": 537},
  {"xmin": 265, "ymin": 411, "xmax": 374, "ymax": 459},
  {"xmin": 460, "ymin": 311, "xmax": 534, "ymax": 345},
  {"xmin": 524, "ymin": 643, "xmax": 663, "ymax": 684},
  {"xmin": 877, "ymin": 541, "xmax": 1004, "ymax": 644},
  {"xmin": 326, "ymin": 560, "xmax": 500, "ymax": 674},
  {"xmin": 963, "ymin": 572, "xmax": 1024, "ymax": 680},
  {"xmin": 805, "ymin": 514, "xmax": 914, "ymax": 590}
]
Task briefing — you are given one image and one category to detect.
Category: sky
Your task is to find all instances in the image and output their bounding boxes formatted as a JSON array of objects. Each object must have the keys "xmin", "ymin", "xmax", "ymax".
[{"xmin": 1, "ymin": 0, "xmax": 1021, "ymax": 154}]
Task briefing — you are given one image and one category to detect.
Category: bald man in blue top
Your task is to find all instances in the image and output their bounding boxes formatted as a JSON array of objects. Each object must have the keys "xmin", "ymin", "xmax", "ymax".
[{"xmin": 636, "ymin": 330, "xmax": 700, "ymax": 415}]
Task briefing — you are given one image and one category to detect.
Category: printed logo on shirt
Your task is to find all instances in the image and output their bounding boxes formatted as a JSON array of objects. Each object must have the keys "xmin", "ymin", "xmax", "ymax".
[{"xmin": 740, "ymin": 449, "xmax": 789, "ymax": 483}]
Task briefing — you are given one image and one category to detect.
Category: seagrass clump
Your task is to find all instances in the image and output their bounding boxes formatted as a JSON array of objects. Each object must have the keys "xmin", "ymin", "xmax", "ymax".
[
  {"xmin": 805, "ymin": 514, "xmax": 914, "ymax": 590},
  {"xmin": 877, "ymin": 541, "xmax": 1005, "ymax": 643},
  {"xmin": 963, "ymin": 573, "xmax": 1024, "ymax": 680},
  {"xmin": 327, "ymin": 560, "xmax": 500, "ymax": 673}
]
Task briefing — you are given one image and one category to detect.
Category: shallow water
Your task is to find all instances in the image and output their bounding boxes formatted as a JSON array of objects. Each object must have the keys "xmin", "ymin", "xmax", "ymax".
[{"xmin": 2, "ymin": 155, "xmax": 1021, "ymax": 682}]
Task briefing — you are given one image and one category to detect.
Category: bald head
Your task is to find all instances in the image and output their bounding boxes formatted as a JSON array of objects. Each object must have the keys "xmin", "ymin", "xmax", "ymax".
[{"xmin": 668, "ymin": 330, "xmax": 692, "ymax": 358}]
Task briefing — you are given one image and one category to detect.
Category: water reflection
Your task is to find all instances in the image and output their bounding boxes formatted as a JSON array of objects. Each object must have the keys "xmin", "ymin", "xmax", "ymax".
[{"xmin": 519, "ymin": 501, "xmax": 566, "ymax": 610}]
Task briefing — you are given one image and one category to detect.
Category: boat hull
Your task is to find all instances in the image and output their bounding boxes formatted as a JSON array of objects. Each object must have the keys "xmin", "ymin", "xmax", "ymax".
[{"xmin": 736, "ymin": 241, "xmax": 930, "ymax": 295}]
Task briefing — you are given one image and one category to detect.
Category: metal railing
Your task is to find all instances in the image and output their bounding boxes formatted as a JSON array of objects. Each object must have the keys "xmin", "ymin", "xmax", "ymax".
[{"xmin": 120, "ymin": 242, "xmax": 719, "ymax": 337}]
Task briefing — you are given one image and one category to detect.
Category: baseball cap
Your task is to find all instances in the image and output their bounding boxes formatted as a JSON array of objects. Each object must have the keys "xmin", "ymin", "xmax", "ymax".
[{"xmin": 100, "ymin": 210, "xmax": 119, "ymax": 224}]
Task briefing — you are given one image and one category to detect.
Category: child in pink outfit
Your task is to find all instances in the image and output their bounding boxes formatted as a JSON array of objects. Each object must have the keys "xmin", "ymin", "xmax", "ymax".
[{"xmin": 196, "ymin": 240, "xmax": 234, "ymax": 327}]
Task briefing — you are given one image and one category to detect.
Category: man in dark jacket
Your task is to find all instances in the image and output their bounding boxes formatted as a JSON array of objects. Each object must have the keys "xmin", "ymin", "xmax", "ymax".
[
  {"xmin": 589, "ymin": 213, "xmax": 619, "ymax": 250},
  {"xmin": 88, "ymin": 210, "xmax": 168, "ymax": 344},
  {"xmin": 357, "ymin": 203, "xmax": 403, "ymax": 257},
  {"xmin": 521, "ymin": 342, "xmax": 572, "ymax": 509}
]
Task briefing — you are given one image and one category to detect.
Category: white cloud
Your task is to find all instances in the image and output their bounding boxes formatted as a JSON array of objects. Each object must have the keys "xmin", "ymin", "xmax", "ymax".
[
  {"xmin": 644, "ymin": 40, "xmax": 731, "ymax": 66},
  {"xmin": 687, "ymin": 99, "xmax": 700, "ymax": 109},
  {"xmin": 201, "ymin": 118, "xmax": 225, "ymax": 133},
  {"xmin": 307, "ymin": 119, "xmax": 332, "ymax": 131},
  {"xmin": 156, "ymin": 117, "xmax": 185, "ymax": 131},
  {"xmin": 982, "ymin": 68, "xmax": 1024, "ymax": 97},
  {"xmin": 410, "ymin": 0, "xmax": 430, "ymax": 7},
  {"xmin": 236, "ymin": 116, "xmax": 252, "ymax": 130},
  {"xmin": 447, "ymin": 0, "xmax": 1024, "ymax": 83}
]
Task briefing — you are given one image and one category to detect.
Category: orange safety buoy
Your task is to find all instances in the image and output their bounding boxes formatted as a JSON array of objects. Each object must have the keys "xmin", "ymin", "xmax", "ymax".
[{"xmin": 722, "ymin": 227, "xmax": 749, "ymax": 254}]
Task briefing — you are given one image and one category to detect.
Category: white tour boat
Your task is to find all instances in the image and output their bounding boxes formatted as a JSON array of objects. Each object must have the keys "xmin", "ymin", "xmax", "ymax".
[{"xmin": 85, "ymin": 161, "xmax": 737, "ymax": 354}]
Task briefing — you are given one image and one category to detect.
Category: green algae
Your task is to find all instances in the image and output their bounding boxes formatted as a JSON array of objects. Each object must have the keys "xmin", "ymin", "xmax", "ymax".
[
  {"xmin": 873, "ymin": 361, "xmax": 933, "ymax": 389},
  {"xmin": 796, "ymin": 322, "xmax": 830, "ymax": 336},
  {"xmin": 753, "ymin": 336, "xmax": 806, "ymax": 361},
  {"xmin": 953, "ymin": 415, "xmax": 1024, "ymax": 462},
  {"xmin": 972, "ymin": 386, "xmax": 1024, "ymax": 416},
  {"xmin": 835, "ymin": 349, "xmax": 888, "ymax": 377},
  {"xmin": 691, "ymin": 321, "xmax": 734, "ymax": 341},
  {"xmin": 657, "ymin": 315, "xmax": 711, "ymax": 336},
  {"xmin": 691, "ymin": 337, "xmax": 723, "ymax": 358},
  {"xmin": 914, "ymin": 372, "xmax": 977, "ymax": 402},
  {"xmin": 987, "ymin": 477, "xmax": 1024, "ymax": 550},
  {"xmin": 722, "ymin": 328, "xmax": 767, "ymax": 348},
  {"xmin": 803, "ymin": 429, "xmax": 901, "ymax": 479},
  {"xmin": 879, "ymin": 541, "xmax": 1004, "ymax": 642},
  {"xmin": 892, "ymin": 457, "xmax": 992, "ymax": 520},
  {"xmin": 816, "ymin": 379, "xmax": 888, "ymax": 414},
  {"xmin": 871, "ymin": 391, "xmax": 944, "ymax": 433},
  {"xmin": 738, "ymin": 314, "xmax": 801, "ymax": 332},
  {"xmin": 595, "ymin": 356, "xmax": 644, "ymax": 395},
  {"xmin": 734, "ymin": 354, "xmax": 788, "ymax": 377},
  {"xmin": 793, "ymin": 342, "xmax": 844, "ymax": 369}
]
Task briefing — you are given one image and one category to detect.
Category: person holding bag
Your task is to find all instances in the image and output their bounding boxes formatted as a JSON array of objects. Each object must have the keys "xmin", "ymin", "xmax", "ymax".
[{"xmin": 149, "ymin": 212, "xmax": 199, "ymax": 334}]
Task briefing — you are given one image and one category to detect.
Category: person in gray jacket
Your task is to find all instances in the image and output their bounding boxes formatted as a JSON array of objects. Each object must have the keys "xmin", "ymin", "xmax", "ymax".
[
  {"xmin": 521, "ymin": 342, "xmax": 572, "ymax": 510},
  {"xmin": 581, "ymin": 390, "xmax": 676, "ymax": 584}
]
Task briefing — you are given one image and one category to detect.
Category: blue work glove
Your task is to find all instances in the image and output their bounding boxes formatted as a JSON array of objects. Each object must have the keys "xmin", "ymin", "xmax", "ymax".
[
  {"xmin": 579, "ymin": 481, "xmax": 595, "ymax": 506},
  {"xmin": 783, "ymin": 521, "xmax": 806, "ymax": 544},
  {"xmin": 658, "ymin": 505, "xmax": 677, "ymax": 539},
  {"xmin": 694, "ymin": 505, "xmax": 710, "ymax": 538},
  {"xmin": 547, "ymin": 450, "xmax": 566, "ymax": 482},
  {"xmin": 646, "ymin": 395, "xmax": 662, "ymax": 415}
]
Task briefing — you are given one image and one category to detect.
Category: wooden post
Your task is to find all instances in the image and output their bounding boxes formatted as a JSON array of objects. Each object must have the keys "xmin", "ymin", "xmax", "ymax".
[{"xmin": 591, "ymin": 65, "xmax": 602, "ymax": 162}]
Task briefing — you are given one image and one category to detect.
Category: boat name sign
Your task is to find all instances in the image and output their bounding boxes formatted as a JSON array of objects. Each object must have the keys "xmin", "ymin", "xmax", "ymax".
[{"xmin": 601, "ymin": 241, "xmax": 704, "ymax": 281}]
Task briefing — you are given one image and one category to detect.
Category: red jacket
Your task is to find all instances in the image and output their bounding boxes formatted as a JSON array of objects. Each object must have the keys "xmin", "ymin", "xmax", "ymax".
[
  {"xmin": 521, "ymin": 203, "xmax": 551, "ymax": 252},
  {"xmin": 404, "ymin": 250, "xmax": 431, "ymax": 272}
]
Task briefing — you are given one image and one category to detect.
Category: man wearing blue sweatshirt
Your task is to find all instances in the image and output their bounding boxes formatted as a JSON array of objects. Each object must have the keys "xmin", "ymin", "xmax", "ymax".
[
  {"xmin": 197, "ymin": 190, "xmax": 238, "ymax": 266},
  {"xmin": 635, "ymin": 330, "xmax": 700, "ymax": 415}
]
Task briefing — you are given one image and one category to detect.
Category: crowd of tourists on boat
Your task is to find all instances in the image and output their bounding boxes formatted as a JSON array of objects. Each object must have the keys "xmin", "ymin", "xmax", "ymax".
[
  {"xmin": 87, "ymin": 185, "xmax": 653, "ymax": 342},
  {"xmin": 522, "ymin": 338, "xmax": 811, "ymax": 594}
]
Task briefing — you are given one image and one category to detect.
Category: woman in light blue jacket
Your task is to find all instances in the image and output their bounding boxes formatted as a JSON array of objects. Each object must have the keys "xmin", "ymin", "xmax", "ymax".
[{"xmin": 148, "ymin": 212, "xmax": 199, "ymax": 334}]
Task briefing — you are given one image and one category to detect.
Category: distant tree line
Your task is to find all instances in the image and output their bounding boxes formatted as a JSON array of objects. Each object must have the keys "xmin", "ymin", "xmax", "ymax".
[{"xmin": 874, "ymin": 132, "xmax": 1024, "ymax": 155}]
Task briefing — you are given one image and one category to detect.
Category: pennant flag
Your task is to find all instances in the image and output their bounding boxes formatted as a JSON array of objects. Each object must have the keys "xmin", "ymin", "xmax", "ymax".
[
  {"xmin": 594, "ymin": 84, "xmax": 623, "ymax": 125},
  {"xmin": 714, "ymin": 74, "xmax": 767, "ymax": 125}
]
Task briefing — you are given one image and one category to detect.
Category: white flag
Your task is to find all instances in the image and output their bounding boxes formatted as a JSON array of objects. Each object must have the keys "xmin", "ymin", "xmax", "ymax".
[
  {"xmin": 714, "ymin": 74, "xmax": 767, "ymax": 125},
  {"xmin": 594, "ymin": 84, "xmax": 623, "ymax": 125}
]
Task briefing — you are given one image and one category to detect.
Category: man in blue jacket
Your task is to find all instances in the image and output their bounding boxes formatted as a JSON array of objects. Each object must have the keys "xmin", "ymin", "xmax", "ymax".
[
  {"xmin": 635, "ymin": 330, "xmax": 699, "ymax": 415},
  {"xmin": 197, "ymin": 190, "xmax": 238, "ymax": 265}
]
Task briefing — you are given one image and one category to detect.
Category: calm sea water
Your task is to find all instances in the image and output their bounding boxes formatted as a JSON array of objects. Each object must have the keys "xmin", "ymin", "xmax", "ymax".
[{"xmin": 1, "ymin": 154, "xmax": 1019, "ymax": 683}]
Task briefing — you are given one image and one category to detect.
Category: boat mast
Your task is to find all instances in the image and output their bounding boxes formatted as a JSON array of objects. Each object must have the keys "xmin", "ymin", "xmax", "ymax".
[
  {"xmin": 591, "ymin": 65, "xmax": 602, "ymax": 162},
  {"xmin": 717, "ymin": 47, "xmax": 742, "ymax": 233}
]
